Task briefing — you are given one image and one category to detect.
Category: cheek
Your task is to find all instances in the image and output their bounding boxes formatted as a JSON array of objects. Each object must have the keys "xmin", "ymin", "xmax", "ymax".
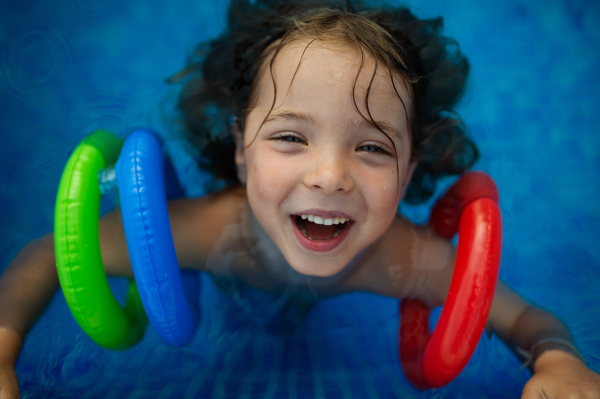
[
  {"xmin": 246, "ymin": 150, "xmax": 297, "ymax": 201},
  {"xmin": 359, "ymin": 164, "xmax": 401, "ymax": 213}
]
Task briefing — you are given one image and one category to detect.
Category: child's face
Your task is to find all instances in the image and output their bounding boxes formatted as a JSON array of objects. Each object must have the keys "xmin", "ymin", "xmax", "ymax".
[{"xmin": 237, "ymin": 41, "xmax": 416, "ymax": 277}]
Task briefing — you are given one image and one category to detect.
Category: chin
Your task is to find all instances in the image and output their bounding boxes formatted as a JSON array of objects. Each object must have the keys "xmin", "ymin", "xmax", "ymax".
[{"xmin": 286, "ymin": 256, "xmax": 349, "ymax": 277}]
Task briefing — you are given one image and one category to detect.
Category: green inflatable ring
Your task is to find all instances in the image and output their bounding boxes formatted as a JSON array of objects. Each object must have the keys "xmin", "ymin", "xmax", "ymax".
[{"xmin": 54, "ymin": 129, "xmax": 147, "ymax": 349}]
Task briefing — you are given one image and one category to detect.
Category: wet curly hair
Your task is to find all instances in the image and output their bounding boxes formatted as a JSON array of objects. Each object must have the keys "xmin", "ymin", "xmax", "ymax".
[{"xmin": 170, "ymin": 0, "xmax": 478, "ymax": 204}]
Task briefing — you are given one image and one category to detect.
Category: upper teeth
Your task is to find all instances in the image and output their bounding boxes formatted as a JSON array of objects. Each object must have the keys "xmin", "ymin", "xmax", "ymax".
[{"xmin": 301, "ymin": 214, "xmax": 347, "ymax": 225}]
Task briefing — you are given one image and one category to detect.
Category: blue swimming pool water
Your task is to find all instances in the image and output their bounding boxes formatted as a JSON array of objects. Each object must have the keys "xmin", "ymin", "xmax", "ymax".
[{"xmin": 1, "ymin": 0, "xmax": 599, "ymax": 398}]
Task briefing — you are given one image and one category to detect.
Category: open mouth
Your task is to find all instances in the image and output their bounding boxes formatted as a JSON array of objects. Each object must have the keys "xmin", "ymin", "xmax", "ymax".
[
  {"xmin": 291, "ymin": 214, "xmax": 353, "ymax": 252},
  {"xmin": 294, "ymin": 215, "xmax": 349, "ymax": 240}
]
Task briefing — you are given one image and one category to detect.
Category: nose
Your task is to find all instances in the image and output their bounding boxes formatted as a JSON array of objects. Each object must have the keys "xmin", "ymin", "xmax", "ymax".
[{"xmin": 303, "ymin": 152, "xmax": 354, "ymax": 194}]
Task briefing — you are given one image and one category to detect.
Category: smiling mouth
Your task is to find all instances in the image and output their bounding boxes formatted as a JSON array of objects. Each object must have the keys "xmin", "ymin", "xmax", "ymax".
[{"xmin": 294, "ymin": 215, "xmax": 349, "ymax": 241}]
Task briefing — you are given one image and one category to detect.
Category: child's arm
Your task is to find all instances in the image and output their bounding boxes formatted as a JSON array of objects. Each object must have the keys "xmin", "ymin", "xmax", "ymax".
[
  {"xmin": 487, "ymin": 281, "xmax": 600, "ymax": 398},
  {"xmin": 0, "ymin": 210, "xmax": 135, "ymax": 399},
  {"xmin": 0, "ymin": 189, "xmax": 244, "ymax": 399},
  {"xmin": 350, "ymin": 220, "xmax": 600, "ymax": 397},
  {"xmin": 412, "ymin": 227, "xmax": 600, "ymax": 397},
  {"xmin": 0, "ymin": 234, "xmax": 58, "ymax": 399},
  {"xmin": 0, "ymin": 207, "xmax": 152, "ymax": 398},
  {"xmin": 423, "ymin": 230, "xmax": 600, "ymax": 397}
]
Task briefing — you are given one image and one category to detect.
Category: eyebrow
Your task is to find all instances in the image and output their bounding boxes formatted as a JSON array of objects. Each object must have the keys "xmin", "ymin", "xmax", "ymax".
[
  {"xmin": 349, "ymin": 117, "xmax": 403, "ymax": 142},
  {"xmin": 262, "ymin": 111, "xmax": 403, "ymax": 141},
  {"xmin": 262, "ymin": 111, "xmax": 316, "ymax": 127}
]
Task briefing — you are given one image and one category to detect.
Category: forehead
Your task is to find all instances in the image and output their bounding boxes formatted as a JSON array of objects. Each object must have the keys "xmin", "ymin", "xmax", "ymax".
[{"xmin": 250, "ymin": 39, "xmax": 413, "ymax": 124}]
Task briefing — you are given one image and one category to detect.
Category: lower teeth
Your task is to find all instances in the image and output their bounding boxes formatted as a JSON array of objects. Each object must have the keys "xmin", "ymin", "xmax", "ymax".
[
  {"xmin": 298, "ymin": 218, "xmax": 344, "ymax": 240},
  {"xmin": 300, "ymin": 224, "xmax": 308, "ymax": 237}
]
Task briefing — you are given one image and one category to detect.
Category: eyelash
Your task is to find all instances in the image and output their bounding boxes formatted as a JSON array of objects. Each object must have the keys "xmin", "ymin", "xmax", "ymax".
[
  {"xmin": 271, "ymin": 133, "xmax": 305, "ymax": 144},
  {"xmin": 271, "ymin": 133, "xmax": 393, "ymax": 156},
  {"xmin": 357, "ymin": 143, "xmax": 392, "ymax": 156}
]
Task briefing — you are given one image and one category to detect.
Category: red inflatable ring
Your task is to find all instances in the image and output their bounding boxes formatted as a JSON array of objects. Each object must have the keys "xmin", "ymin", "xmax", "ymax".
[{"xmin": 399, "ymin": 171, "xmax": 502, "ymax": 389}]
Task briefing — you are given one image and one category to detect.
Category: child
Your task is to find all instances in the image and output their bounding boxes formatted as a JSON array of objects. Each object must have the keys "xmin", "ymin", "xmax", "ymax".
[{"xmin": 1, "ymin": 0, "xmax": 599, "ymax": 397}]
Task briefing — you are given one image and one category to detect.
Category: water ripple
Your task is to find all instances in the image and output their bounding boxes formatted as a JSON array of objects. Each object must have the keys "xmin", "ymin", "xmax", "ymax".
[
  {"xmin": 0, "ymin": 20, "xmax": 76, "ymax": 102},
  {"xmin": 75, "ymin": 94, "xmax": 131, "ymax": 135}
]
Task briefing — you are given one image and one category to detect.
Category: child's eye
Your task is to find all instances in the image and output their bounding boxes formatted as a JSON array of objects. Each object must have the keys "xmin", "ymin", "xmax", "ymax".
[
  {"xmin": 271, "ymin": 133, "xmax": 306, "ymax": 144},
  {"xmin": 357, "ymin": 143, "xmax": 392, "ymax": 156}
]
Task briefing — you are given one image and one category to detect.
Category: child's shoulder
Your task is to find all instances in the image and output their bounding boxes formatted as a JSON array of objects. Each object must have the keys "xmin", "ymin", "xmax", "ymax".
[
  {"xmin": 170, "ymin": 185, "xmax": 246, "ymax": 224},
  {"xmin": 167, "ymin": 185, "xmax": 248, "ymax": 268},
  {"xmin": 343, "ymin": 215, "xmax": 455, "ymax": 306}
]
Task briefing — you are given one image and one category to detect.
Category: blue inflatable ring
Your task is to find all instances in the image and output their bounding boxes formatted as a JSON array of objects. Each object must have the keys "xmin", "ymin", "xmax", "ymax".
[{"xmin": 115, "ymin": 128, "xmax": 198, "ymax": 346}]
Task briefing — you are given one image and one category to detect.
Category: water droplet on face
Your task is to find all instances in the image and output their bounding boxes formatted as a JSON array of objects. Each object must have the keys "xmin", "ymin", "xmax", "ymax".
[{"xmin": 389, "ymin": 264, "xmax": 403, "ymax": 288}]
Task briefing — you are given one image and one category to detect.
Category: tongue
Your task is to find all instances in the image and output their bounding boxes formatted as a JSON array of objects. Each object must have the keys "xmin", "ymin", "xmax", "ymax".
[{"xmin": 303, "ymin": 220, "xmax": 337, "ymax": 240}]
